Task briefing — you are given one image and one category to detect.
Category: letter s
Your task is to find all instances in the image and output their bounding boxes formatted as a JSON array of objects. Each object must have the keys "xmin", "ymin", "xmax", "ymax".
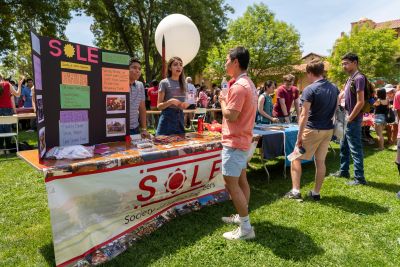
[
  {"xmin": 137, "ymin": 175, "xmax": 157, "ymax": 202},
  {"xmin": 49, "ymin": 39, "xmax": 62, "ymax": 57}
]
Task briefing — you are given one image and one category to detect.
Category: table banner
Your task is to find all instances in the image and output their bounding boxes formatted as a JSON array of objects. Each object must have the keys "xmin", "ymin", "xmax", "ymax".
[{"xmin": 45, "ymin": 149, "xmax": 228, "ymax": 266}]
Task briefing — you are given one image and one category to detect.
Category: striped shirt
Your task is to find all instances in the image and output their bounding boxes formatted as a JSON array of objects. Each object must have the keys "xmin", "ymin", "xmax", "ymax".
[{"xmin": 129, "ymin": 81, "xmax": 145, "ymax": 130}]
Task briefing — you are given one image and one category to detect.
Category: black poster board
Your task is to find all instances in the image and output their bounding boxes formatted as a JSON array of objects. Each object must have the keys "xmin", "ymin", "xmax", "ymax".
[{"xmin": 30, "ymin": 31, "xmax": 131, "ymax": 159}]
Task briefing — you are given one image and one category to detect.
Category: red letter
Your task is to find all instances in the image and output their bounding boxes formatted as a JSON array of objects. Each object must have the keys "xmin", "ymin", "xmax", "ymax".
[
  {"xmin": 76, "ymin": 44, "xmax": 87, "ymax": 61},
  {"xmin": 49, "ymin": 40, "xmax": 62, "ymax": 57},
  {"xmin": 137, "ymin": 175, "xmax": 157, "ymax": 202},
  {"xmin": 87, "ymin": 47, "xmax": 99, "ymax": 64},
  {"xmin": 209, "ymin": 159, "xmax": 221, "ymax": 180},
  {"xmin": 191, "ymin": 165, "xmax": 202, "ymax": 187}
]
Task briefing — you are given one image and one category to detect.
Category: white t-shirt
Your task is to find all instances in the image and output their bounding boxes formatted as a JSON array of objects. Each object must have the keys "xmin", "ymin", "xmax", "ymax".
[{"xmin": 186, "ymin": 83, "xmax": 197, "ymax": 105}]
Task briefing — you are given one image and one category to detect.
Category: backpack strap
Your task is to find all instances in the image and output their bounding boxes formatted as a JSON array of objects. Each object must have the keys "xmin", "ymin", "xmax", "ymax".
[{"xmin": 349, "ymin": 72, "xmax": 365, "ymax": 95}]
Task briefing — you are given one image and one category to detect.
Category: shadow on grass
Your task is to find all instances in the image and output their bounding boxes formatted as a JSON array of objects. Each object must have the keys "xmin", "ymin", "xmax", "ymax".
[
  {"xmin": 0, "ymin": 154, "xmax": 19, "ymax": 161},
  {"xmin": 252, "ymin": 221, "xmax": 324, "ymax": 261},
  {"xmin": 103, "ymin": 176, "xmax": 281, "ymax": 266},
  {"xmin": 366, "ymin": 181, "xmax": 400, "ymax": 193},
  {"xmin": 102, "ymin": 204, "xmax": 229, "ymax": 266},
  {"xmin": 319, "ymin": 195, "xmax": 389, "ymax": 215},
  {"xmin": 39, "ymin": 242, "xmax": 55, "ymax": 266}
]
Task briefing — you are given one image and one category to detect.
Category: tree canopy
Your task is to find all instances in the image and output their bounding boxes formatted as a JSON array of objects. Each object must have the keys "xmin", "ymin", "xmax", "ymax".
[
  {"xmin": 328, "ymin": 25, "xmax": 400, "ymax": 85},
  {"xmin": 203, "ymin": 3, "xmax": 302, "ymax": 85},
  {"xmin": 0, "ymin": 0, "xmax": 72, "ymax": 78},
  {"xmin": 75, "ymin": 0, "xmax": 233, "ymax": 81}
]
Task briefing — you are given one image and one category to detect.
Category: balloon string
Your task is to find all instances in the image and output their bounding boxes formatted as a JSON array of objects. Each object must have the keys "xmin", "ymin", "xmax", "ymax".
[{"xmin": 162, "ymin": 35, "xmax": 166, "ymax": 79}]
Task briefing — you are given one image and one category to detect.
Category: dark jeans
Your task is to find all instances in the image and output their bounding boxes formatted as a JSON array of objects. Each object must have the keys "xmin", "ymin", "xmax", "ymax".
[
  {"xmin": 156, "ymin": 108, "xmax": 184, "ymax": 136},
  {"xmin": 129, "ymin": 127, "xmax": 140, "ymax": 135},
  {"xmin": 0, "ymin": 108, "xmax": 13, "ymax": 149},
  {"xmin": 340, "ymin": 117, "xmax": 365, "ymax": 182}
]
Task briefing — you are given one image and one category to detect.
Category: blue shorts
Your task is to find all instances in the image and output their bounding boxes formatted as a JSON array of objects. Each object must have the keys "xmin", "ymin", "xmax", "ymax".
[
  {"xmin": 374, "ymin": 114, "xmax": 386, "ymax": 125},
  {"xmin": 221, "ymin": 146, "xmax": 248, "ymax": 177}
]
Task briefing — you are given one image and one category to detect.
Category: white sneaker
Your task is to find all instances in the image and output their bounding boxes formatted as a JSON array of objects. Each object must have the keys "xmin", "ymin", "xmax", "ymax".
[
  {"xmin": 223, "ymin": 227, "xmax": 255, "ymax": 240},
  {"xmin": 221, "ymin": 214, "xmax": 240, "ymax": 225}
]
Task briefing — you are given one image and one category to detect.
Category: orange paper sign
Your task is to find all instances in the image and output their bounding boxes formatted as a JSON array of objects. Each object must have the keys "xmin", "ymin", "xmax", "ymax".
[
  {"xmin": 62, "ymin": 72, "xmax": 88, "ymax": 86},
  {"xmin": 102, "ymin": 68, "xmax": 129, "ymax": 92}
]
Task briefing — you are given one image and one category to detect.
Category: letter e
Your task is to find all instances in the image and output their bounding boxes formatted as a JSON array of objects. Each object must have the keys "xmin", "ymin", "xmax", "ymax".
[{"xmin": 87, "ymin": 47, "xmax": 98, "ymax": 63}]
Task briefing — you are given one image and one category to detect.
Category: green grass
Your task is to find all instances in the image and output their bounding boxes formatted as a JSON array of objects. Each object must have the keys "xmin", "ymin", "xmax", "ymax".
[{"xmin": 1, "ymin": 131, "xmax": 400, "ymax": 266}]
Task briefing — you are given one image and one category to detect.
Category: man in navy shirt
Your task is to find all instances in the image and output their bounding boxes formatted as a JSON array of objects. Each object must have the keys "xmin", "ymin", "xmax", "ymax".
[{"xmin": 285, "ymin": 60, "xmax": 339, "ymax": 201}]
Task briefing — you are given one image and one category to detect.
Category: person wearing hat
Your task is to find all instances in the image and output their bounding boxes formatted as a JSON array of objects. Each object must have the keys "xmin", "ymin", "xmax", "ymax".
[{"xmin": 385, "ymin": 84, "xmax": 397, "ymax": 148}]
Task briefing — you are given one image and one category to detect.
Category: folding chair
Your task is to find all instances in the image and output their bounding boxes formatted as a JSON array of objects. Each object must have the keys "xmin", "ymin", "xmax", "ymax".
[
  {"xmin": 0, "ymin": 115, "xmax": 19, "ymax": 154},
  {"xmin": 190, "ymin": 108, "xmax": 207, "ymax": 131}
]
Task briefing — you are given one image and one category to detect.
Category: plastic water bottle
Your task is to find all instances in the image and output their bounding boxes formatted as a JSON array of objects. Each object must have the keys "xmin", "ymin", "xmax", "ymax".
[
  {"xmin": 287, "ymin": 146, "xmax": 306, "ymax": 162},
  {"xmin": 221, "ymin": 77, "xmax": 228, "ymax": 90}
]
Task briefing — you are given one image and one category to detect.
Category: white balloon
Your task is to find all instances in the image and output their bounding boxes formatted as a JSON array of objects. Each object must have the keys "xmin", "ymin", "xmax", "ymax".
[{"xmin": 155, "ymin": 14, "xmax": 200, "ymax": 66}]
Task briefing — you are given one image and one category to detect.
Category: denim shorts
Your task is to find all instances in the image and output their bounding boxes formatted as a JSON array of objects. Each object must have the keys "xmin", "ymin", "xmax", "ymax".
[
  {"xmin": 221, "ymin": 146, "xmax": 248, "ymax": 177},
  {"xmin": 374, "ymin": 114, "xmax": 386, "ymax": 125}
]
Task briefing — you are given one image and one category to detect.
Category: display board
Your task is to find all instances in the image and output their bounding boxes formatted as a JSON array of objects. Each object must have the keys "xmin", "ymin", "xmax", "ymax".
[{"xmin": 30, "ymin": 31, "xmax": 131, "ymax": 159}]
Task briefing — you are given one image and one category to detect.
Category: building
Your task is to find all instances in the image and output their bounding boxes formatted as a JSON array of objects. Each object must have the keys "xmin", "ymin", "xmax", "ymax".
[
  {"xmin": 349, "ymin": 17, "xmax": 400, "ymax": 82},
  {"xmin": 293, "ymin": 53, "xmax": 330, "ymax": 91},
  {"xmin": 351, "ymin": 17, "xmax": 400, "ymax": 37}
]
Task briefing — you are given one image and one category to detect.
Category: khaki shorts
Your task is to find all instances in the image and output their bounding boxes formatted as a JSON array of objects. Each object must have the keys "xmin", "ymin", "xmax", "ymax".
[{"xmin": 299, "ymin": 128, "xmax": 333, "ymax": 161}]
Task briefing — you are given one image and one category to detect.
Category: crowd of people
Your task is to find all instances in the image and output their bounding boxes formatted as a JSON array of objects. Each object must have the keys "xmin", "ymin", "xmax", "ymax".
[
  {"xmin": 143, "ymin": 78, "xmax": 223, "ymax": 112},
  {"xmin": 216, "ymin": 49, "xmax": 400, "ymax": 241},
  {"xmin": 2, "ymin": 46, "xmax": 400, "ymax": 240},
  {"xmin": 0, "ymin": 75, "xmax": 37, "ymax": 151}
]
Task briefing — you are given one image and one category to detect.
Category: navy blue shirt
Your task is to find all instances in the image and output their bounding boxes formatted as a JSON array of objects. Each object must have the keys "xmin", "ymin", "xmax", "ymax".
[
  {"xmin": 21, "ymin": 85, "xmax": 33, "ymax": 108},
  {"xmin": 301, "ymin": 79, "xmax": 339, "ymax": 130}
]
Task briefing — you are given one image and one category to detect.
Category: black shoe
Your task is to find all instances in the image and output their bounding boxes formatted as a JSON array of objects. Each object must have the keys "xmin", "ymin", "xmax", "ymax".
[
  {"xmin": 284, "ymin": 191, "xmax": 303, "ymax": 201},
  {"xmin": 347, "ymin": 179, "xmax": 367, "ymax": 186},
  {"xmin": 307, "ymin": 191, "xmax": 321, "ymax": 201},
  {"xmin": 330, "ymin": 170, "xmax": 350, "ymax": 179}
]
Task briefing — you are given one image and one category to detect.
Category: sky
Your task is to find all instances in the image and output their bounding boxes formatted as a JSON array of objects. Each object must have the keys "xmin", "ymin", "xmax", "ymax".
[{"xmin": 65, "ymin": 0, "xmax": 400, "ymax": 57}]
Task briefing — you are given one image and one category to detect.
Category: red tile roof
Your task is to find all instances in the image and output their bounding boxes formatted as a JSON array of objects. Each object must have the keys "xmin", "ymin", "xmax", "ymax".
[{"xmin": 375, "ymin": 19, "xmax": 400, "ymax": 29}]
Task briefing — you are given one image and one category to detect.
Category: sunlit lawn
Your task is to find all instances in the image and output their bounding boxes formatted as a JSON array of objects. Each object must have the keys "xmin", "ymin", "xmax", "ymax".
[{"xmin": 0, "ymin": 130, "xmax": 399, "ymax": 266}]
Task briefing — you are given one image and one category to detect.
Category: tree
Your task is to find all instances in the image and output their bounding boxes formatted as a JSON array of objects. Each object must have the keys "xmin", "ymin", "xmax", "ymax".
[
  {"xmin": 328, "ymin": 25, "xmax": 400, "ymax": 85},
  {"xmin": 75, "ymin": 0, "xmax": 233, "ymax": 81},
  {"xmin": 0, "ymin": 0, "xmax": 72, "ymax": 77},
  {"xmin": 203, "ymin": 3, "xmax": 302, "ymax": 85}
]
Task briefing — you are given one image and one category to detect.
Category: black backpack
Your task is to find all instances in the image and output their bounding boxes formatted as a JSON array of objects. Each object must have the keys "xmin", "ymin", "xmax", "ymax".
[
  {"xmin": 386, "ymin": 107, "xmax": 396, "ymax": 123},
  {"xmin": 349, "ymin": 73, "xmax": 375, "ymax": 113}
]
